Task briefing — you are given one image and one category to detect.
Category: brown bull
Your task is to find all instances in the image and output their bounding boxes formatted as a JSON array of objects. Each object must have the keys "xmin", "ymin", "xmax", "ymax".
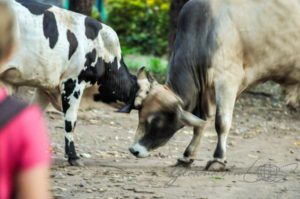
[{"xmin": 129, "ymin": 0, "xmax": 300, "ymax": 171}]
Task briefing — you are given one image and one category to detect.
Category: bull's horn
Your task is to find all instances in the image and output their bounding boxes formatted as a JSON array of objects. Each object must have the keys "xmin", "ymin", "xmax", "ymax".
[
  {"xmin": 137, "ymin": 66, "xmax": 146, "ymax": 78},
  {"xmin": 146, "ymin": 71, "xmax": 157, "ymax": 84},
  {"xmin": 177, "ymin": 106, "xmax": 206, "ymax": 127}
]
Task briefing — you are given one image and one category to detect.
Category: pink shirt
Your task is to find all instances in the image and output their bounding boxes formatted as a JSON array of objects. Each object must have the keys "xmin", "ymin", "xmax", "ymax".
[{"xmin": 0, "ymin": 88, "xmax": 51, "ymax": 199}]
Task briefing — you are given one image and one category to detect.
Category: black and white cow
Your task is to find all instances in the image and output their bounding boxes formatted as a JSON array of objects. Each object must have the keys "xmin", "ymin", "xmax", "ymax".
[
  {"xmin": 129, "ymin": 0, "xmax": 300, "ymax": 171},
  {"xmin": 0, "ymin": 0, "xmax": 138, "ymax": 165}
]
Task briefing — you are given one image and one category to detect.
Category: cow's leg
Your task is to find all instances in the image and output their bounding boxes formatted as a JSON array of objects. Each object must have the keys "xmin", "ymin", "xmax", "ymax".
[
  {"xmin": 31, "ymin": 88, "xmax": 50, "ymax": 110},
  {"xmin": 205, "ymin": 83, "xmax": 238, "ymax": 171},
  {"xmin": 61, "ymin": 79, "xmax": 85, "ymax": 166}
]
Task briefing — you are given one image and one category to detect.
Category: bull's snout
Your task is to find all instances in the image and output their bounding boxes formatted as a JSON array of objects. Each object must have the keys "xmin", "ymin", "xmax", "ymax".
[
  {"xmin": 129, "ymin": 147, "xmax": 140, "ymax": 156},
  {"xmin": 129, "ymin": 143, "xmax": 149, "ymax": 158}
]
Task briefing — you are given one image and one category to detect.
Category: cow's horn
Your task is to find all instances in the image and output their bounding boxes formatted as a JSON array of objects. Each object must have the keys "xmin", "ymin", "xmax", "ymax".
[
  {"xmin": 117, "ymin": 104, "xmax": 132, "ymax": 113},
  {"xmin": 177, "ymin": 106, "xmax": 206, "ymax": 127}
]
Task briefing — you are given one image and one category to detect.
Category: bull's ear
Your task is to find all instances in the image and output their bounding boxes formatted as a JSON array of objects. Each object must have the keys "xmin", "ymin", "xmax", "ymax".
[
  {"xmin": 137, "ymin": 66, "xmax": 157, "ymax": 85},
  {"xmin": 177, "ymin": 106, "xmax": 206, "ymax": 127},
  {"xmin": 146, "ymin": 71, "xmax": 156, "ymax": 84}
]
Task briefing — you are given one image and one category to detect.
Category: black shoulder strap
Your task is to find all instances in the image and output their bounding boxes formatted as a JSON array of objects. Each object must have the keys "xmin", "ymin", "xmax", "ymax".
[{"xmin": 0, "ymin": 96, "xmax": 28, "ymax": 130}]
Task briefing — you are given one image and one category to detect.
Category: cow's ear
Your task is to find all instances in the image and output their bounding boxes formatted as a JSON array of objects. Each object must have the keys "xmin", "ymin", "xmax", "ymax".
[{"xmin": 116, "ymin": 103, "xmax": 132, "ymax": 113}]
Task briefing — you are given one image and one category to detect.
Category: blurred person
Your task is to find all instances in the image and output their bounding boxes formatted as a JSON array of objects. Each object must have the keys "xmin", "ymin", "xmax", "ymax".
[{"xmin": 0, "ymin": 1, "xmax": 52, "ymax": 199}]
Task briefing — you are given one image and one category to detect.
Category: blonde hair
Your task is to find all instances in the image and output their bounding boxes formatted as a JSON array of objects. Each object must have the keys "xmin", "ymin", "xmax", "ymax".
[{"xmin": 0, "ymin": 0, "xmax": 16, "ymax": 61}]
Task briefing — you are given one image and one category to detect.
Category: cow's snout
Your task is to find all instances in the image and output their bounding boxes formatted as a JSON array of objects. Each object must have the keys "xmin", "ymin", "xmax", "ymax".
[{"xmin": 129, "ymin": 143, "xmax": 149, "ymax": 158}]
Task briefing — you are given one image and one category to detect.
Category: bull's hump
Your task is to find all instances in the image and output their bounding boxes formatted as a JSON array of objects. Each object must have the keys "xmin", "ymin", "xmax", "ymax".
[
  {"xmin": 84, "ymin": 17, "xmax": 102, "ymax": 40},
  {"xmin": 16, "ymin": 0, "xmax": 52, "ymax": 15}
]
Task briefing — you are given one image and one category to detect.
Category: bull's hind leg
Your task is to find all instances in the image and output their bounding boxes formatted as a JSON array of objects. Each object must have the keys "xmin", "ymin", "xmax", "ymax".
[
  {"xmin": 61, "ymin": 79, "xmax": 85, "ymax": 166},
  {"xmin": 205, "ymin": 82, "xmax": 238, "ymax": 171}
]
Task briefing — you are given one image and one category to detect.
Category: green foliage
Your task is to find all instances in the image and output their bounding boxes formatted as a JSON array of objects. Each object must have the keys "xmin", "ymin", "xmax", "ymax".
[
  {"xmin": 149, "ymin": 57, "xmax": 167, "ymax": 75},
  {"xmin": 124, "ymin": 54, "xmax": 168, "ymax": 82},
  {"xmin": 91, "ymin": 5, "xmax": 101, "ymax": 20},
  {"xmin": 107, "ymin": 0, "xmax": 170, "ymax": 56},
  {"xmin": 121, "ymin": 46, "xmax": 141, "ymax": 56},
  {"xmin": 210, "ymin": 176, "xmax": 224, "ymax": 180}
]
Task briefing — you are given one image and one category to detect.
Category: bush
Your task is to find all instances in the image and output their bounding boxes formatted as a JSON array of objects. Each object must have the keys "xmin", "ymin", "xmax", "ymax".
[
  {"xmin": 124, "ymin": 54, "xmax": 168, "ymax": 82},
  {"xmin": 106, "ymin": 0, "xmax": 170, "ymax": 56}
]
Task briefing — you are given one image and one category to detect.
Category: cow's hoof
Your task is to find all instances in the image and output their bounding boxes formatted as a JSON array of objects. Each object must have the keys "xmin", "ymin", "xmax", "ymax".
[
  {"xmin": 68, "ymin": 158, "xmax": 84, "ymax": 166},
  {"xmin": 205, "ymin": 160, "xmax": 227, "ymax": 171},
  {"xmin": 175, "ymin": 157, "xmax": 194, "ymax": 167}
]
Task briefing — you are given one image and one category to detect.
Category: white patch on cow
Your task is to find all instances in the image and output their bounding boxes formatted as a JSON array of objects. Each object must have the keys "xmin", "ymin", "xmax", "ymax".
[
  {"xmin": 65, "ymin": 132, "xmax": 74, "ymax": 142},
  {"xmin": 100, "ymin": 24, "xmax": 122, "ymax": 69},
  {"xmin": 131, "ymin": 143, "xmax": 149, "ymax": 158},
  {"xmin": 2, "ymin": 1, "xmax": 129, "ymax": 163},
  {"xmin": 5, "ymin": 1, "xmax": 124, "ymax": 90},
  {"xmin": 64, "ymin": 82, "xmax": 85, "ymax": 122}
]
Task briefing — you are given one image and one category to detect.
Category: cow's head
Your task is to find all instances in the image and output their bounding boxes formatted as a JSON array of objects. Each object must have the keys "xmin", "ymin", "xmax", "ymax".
[
  {"xmin": 93, "ymin": 58, "xmax": 139, "ymax": 113},
  {"xmin": 129, "ymin": 68, "xmax": 206, "ymax": 158}
]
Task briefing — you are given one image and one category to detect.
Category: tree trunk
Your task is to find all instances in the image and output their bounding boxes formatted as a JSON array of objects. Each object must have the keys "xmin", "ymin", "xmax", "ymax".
[
  {"xmin": 168, "ymin": 0, "xmax": 188, "ymax": 55},
  {"xmin": 69, "ymin": 0, "xmax": 95, "ymax": 16}
]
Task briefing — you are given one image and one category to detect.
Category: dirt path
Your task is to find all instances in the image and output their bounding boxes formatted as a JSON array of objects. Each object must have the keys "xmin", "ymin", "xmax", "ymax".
[{"xmin": 28, "ymin": 83, "xmax": 300, "ymax": 199}]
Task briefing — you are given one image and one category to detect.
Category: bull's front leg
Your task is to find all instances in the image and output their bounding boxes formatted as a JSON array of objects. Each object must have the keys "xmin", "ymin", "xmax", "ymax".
[
  {"xmin": 61, "ymin": 79, "xmax": 85, "ymax": 166},
  {"xmin": 176, "ymin": 123, "xmax": 210, "ymax": 167},
  {"xmin": 205, "ymin": 82, "xmax": 238, "ymax": 171},
  {"xmin": 177, "ymin": 94, "xmax": 215, "ymax": 167}
]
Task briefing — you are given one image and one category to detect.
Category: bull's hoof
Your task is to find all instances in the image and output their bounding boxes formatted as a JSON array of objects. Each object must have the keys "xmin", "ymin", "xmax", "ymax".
[
  {"xmin": 68, "ymin": 158, "xmax": 84, "ymax": 166},
  {"xmin": 175, "ymin": 157, "xmax": 194, "ymax": 167},
  {"xmin": 205, "ymin": 160, "xmax": 227, "ymax": 171}
]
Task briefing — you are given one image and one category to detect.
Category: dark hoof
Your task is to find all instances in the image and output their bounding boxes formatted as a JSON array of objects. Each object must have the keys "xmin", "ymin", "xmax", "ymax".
[
  {"xmin": 174, "ymin": 158, "xmax": 194, "ymax": 167},
  {"xmin": 68, "ymin": 158, "xmax": 84, "ymax": 166},
  {"xmin": 205, "ymin": 160, "xmax": 227, "ymax": 171}
]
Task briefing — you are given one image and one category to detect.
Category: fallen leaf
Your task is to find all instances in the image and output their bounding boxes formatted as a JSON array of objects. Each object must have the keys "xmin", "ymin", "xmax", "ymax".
[{"xmin": 294, "ymin": 140, "xmax": 300, "ymax": 147}]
